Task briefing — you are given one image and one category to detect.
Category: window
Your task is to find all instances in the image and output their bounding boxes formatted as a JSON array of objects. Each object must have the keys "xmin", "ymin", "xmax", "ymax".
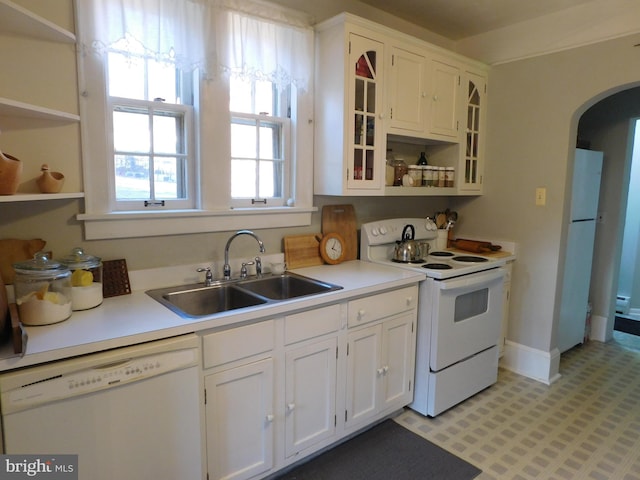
[
  {"xmin": 76, "ymin": 0, "xmax": 314, "ymax": 239},
  {"xmin": 230, "ymin": 78, "xmax": 290, "ymax": 206},
  {"xmin": 106, "ymin": 39, "xmax": 195, "ymax": 210}
]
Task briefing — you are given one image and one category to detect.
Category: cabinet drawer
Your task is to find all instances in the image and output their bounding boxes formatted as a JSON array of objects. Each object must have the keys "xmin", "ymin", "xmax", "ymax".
[
  {"xmin": 285, "ymin": 304, "xmax": 340, "ymax": 345},
  {"xmin": 347, "ymin": 286, "xmax": 418, "ymax": 328},
  {"xmin": 202, "ymin": 320, "xmax": 275, "ymax": 369}
]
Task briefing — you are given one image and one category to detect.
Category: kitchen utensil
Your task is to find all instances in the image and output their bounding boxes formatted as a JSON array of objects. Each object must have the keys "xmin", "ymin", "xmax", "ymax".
[
  {"xmin": 450, "ymin": 239, "xmax": 502, "ymax": 253},
  {"xmin": 393, "ymin": 224, "xmax": 423, "ymax": 262},
  {"xmin": 321, "ymin": 204, "xmax": 357, "ymax": 261},
  {"xmin": 284, "ymin": 234, "xmax": 324, "ymax": 269},
  {"xmin": 435, "ymin": 212, "xmax": 447, "ymax": 229}
]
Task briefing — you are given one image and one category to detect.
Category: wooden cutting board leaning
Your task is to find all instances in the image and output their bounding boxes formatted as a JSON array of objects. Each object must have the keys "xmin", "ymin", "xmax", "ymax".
[
  {"xmin": 321, "ymin": 204, "xmax": 358, "ymax": 261},
  {"xmin": 284, "ymin": 234, "xmax": 324, "ymax": 269}
]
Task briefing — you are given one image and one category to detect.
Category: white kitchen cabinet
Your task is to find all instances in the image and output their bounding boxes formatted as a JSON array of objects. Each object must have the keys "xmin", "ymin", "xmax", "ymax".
[
  {"xmin": 458, "ymin": 69, "xmax": 488, "ymax": 193},
  {"xmin": 284, "ymin": 337, "xmax": 337, "ymax": 457},
  {"xmin": 345, "ymin": 286, "xmax": 417, "ymax": 431},
  {"xmin": 500, "ymin": 262, "xmax": 513, "ymax": 357},
  {"xmin": 314, "ymin": 20, "xmax": 386, "ymax": 195},
  {"xmin": 201, "ymin": 284, "xmax": 419, "ymax": 480},
  {"xmin": 0, "ymin": 0, "xmax": 82, "ymax": 199},
  {"xmin": 387, "ymin": 44, "xmax": 427, "ymax": 135},
  {"xmin": 205, "ymin": 359, "xmax": 275, "ymax": 480},
  {"xmin": 316, "ymin": 13, "xmax": 490, "ymax": 197},
  {"xmin": 345, "ymin": 312, "xmax": 415, "ymax": 430},
  {"xmin": 427, "ymin": 57, "xmax": 461, "ymax": 140},
  {"xmin": 202, "ymin": 321, "xmax": 276, "ymax": 480}
]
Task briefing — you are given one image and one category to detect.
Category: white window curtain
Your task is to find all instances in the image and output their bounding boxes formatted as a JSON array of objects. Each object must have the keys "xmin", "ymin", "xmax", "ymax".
[{"xmin": 82, "ymin": 0, "xmax": 314, "ymax": 91}]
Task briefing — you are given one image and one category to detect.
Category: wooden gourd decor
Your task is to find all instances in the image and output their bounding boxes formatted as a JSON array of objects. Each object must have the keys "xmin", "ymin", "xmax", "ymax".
[
  {"xmin": 36, "ymin": 164, "xmax": 65, "ymax": 193},
  {"xmin": 0, "ymin": 149, "xmax": 22, "ymax": 195}
]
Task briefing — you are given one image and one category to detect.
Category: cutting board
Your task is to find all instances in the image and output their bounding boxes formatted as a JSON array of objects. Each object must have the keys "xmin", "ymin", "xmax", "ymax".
[
  {"xmin": 321, "ymin": 204, "xmax": 358, "ymax": 261},
  {"xmin": 284, "ymin": 234, "xmax": 324, "ymax": 269}
]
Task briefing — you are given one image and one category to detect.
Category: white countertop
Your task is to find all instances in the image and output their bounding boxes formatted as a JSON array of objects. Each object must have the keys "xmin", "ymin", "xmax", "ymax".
[{"xmin": 0, "ymin": 260, "xmax": 424, "ymax": 372}]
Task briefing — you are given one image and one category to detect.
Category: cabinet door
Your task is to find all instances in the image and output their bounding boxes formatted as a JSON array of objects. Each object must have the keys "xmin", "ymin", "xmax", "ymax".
[
  {"xmin": 347, "ymin": 33, "xmax": 385, "ymax": 191},
  {"xmin": 205, "ymin": 359, "xmax": 274, "ymax": 480},
  {"xmin": 459, "ymin": 71, "xmax": 487, "ymax": 192},
  {"xmin": 285, "ymin": 337, "xmax": 337, "ymax": 457},
  {"xmin": 427, "ymin": 59, "xmax": 460, "ymax": 139},
  {"xmin": 380, "ymin": 313, "xmax": 415, "ymax": 410},
  {"xmin": 388, "ymin": 46, "xmax": 426, "ymax": 134},
  {"xmin": 345, "ymin": 324, "xmax": 380, "ymax": 429}
]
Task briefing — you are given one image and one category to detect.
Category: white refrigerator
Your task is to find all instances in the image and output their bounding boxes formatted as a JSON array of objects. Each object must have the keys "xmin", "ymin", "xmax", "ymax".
[{"xmin": 558, "ymin": 148, "xmax": 603, "ymax": 353}]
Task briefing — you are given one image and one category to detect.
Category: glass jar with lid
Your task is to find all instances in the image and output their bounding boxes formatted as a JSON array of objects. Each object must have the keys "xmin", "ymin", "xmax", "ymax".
[
  {"xmin": 390, "ymin": 157, "xmax": 408, "ymax": 186},
  {"xmin": 59, "ymin": 247, "xmax": 103, "ymax": 310},
  {"xmin": 13, "ymin": 252, "xmax": 72, "ymax": 325}
]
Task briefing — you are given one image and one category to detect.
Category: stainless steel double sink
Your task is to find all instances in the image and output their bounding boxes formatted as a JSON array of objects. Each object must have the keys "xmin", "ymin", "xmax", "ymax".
[{"xmin": 146, "ymin": 272, "xmax": 343, "ymax": 318}]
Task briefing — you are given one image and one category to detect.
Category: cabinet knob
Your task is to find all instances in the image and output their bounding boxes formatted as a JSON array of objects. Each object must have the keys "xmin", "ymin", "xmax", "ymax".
[
  {"xmin": 406, "ymin": 296, "xmax": 413, "ymax": 306},
  {"xmin": 266, "ymin": 414, "xmax": 274, "ymax": 422},
  {"xmin": 433, "ymin": 95, "xmax": 439, "ymax": 101},
  {"xmin": 357, "ymin": 309, "xmax": 366, "ymax": 320},
  {"xmin": 377, "ymin": 367, "xmax": 384, "ymax": 375},
  {"xmin": 287, "ymin": 403, "xmax": 296, "ymax": 412},
  {"xmin": 421, "ymin": 92, "xmax": 427, "ymax": 98},
  {"xmin": 383, "ymin": 365, "xmax": 389, "ymax": 374}
]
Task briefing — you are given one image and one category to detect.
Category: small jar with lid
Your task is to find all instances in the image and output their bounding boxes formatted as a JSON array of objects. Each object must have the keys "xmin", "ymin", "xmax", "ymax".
[
  {"xmin": 437, "ymin": 167, "xmax": 446, "ymax": 187},
  {"xmin": 445, "ymin": 167, "xmax": 455, "ymax": 187},
  {"xmin": 408, "ymin": 165, "xmax": 422, "ymax": 187},
  {"xmin": 13, "ymin": 253, "xmax": 72, "ymax": 325},
  {"xmin": 391, "ymin": 157, "xmax": 408, "ymax": 186},
  {"xmin": 59, "ymin": 247, "xmax": 103, "ymax": 311}
]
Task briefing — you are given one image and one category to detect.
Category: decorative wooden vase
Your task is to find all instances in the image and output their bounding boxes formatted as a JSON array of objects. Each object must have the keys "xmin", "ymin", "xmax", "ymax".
[
  {"xmin": 0, "ymin": 150, "xmax": 22, "ymax": 195},
  {"xmin": 36, "ymin": 164, "xmax": 65, "ymax": 193}
]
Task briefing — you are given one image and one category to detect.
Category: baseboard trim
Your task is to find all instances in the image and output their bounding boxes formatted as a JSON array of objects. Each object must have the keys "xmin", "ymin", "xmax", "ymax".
[
  {"xmin": 590, "ymin": 314, "xmax": 611, "ymax": 342},
  {"xmin": 499, "ymin": 340, "xmax": 561, "ymax": 385}
]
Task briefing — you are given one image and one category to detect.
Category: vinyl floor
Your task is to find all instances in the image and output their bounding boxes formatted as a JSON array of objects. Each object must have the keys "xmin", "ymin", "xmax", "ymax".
[{"xmin": 395, "ymin": 331, "xmax": 640, "ymax": 480}]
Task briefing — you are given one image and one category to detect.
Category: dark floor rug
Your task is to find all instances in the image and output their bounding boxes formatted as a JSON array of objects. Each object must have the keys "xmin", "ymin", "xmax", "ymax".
[
  {"xmin": 615, "ymin": 315, "xmax": 640, "ymax": 336},
  {"xmin": 274, "ymin": 419, "xmax": 482, "ymax": 480}
]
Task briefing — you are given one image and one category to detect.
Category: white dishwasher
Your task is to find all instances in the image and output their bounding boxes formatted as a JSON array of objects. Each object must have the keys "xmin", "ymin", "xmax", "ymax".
[{"xmin": 0, "ymin": 334, "xmax": 204, "ymax": 480}]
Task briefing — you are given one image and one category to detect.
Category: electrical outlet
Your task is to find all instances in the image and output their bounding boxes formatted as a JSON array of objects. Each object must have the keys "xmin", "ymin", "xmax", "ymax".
[{"xmin": 535, "ymin": 187, "xmax": 546, "ymax": 206}]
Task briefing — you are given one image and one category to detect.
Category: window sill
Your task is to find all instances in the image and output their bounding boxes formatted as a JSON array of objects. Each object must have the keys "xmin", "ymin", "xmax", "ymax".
[{"xmin": 77, "ymin": 207, "xmax": 316, "ymax": 239}]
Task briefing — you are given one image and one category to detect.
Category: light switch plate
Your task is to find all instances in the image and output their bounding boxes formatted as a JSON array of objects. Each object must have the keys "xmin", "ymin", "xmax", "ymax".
[{"xmin": 535, "ymin": 187, "xmax": 546, "ymax": 206}]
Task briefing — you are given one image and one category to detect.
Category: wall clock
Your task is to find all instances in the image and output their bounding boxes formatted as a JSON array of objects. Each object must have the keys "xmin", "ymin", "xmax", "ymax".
[{"xmin": 319, "ymin": 232, "xmax": 346, "ymax": 265}]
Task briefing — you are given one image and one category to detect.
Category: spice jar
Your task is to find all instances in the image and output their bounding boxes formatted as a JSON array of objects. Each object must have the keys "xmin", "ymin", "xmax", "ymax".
[
  {"xmin": 445, "ymin": 167, "xmax": 455, "ymax": 187},
  {"xmin": 59, "ymin": 247, "xmax": 103, "ymax": 310},
  {"xmin": 408, "ymin": 165, "xmax": 422, "ymax": 187},
  {"xmin": 391, "ymin": 157, "xmax": 408, "ymax": 186},
  {"xmin": 13, "ymin": 253, "xmax": 72, "ymax": 325}
]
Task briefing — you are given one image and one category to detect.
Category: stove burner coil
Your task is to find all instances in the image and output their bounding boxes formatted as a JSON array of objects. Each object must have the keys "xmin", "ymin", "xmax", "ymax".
[
  {"xmin": 451, "ymin": 255, "xmax": 489, "ymax": 263},
  {"xmin": 429, "ymin": 251, "xmax": 454, "ymax": 258},
  {"xmin": 422, "ymin": 263, "xmax": 453, "ymax": 270},
  {"xmin": 392, "ymin": 258, "xmax": 426, "ymax": 264}
]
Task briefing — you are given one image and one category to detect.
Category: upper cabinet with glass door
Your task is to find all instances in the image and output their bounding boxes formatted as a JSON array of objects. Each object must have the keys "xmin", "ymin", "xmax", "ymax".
[
  {"xmin": 458, "ymin": 70, "xmax": 487, "ymax": 193},
  {"xmin": 315, "ymin": 19, "xmax": 386, "ymax": 195},
  {"xmin": 315, "ymin": 13, "xmax": 489, "ymax": 197}
]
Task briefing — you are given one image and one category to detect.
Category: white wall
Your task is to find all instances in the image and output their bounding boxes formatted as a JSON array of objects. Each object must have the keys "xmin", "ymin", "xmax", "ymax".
[
  {"xmin": 450, "ymin": 33, "xmax": 640, "ymax": 377},
  {"xmin": 578, "ymin": 90, "xmax": 640, "ymax": 337}
]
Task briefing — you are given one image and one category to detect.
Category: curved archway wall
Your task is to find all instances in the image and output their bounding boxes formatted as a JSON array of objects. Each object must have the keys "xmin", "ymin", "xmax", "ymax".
[{"xmin": 449, "ymin": 32, "xmax": 640, "ymax": 384}]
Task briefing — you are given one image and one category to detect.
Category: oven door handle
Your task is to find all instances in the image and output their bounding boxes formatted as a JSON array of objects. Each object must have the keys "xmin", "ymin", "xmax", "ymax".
[{"xmin": 436, "ymin": 267, "xmax": 505, "ymax": 291}]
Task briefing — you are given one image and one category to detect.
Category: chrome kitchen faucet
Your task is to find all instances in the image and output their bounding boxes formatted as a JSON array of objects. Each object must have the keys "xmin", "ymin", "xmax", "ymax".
[{"xmin": 223, "ymin": 230, "xmax": 266, "ymax": 280}]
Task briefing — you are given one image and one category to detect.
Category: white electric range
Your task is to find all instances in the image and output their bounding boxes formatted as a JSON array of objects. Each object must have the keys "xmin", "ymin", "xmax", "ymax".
[{"xmin": 360, "ymin": 217, "xmax": 506, "ymax": 416}]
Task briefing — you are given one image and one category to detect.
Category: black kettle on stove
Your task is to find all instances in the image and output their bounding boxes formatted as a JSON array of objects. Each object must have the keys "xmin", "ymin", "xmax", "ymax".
[{"xmin": 393, "ymin": 224, "xmax": 422, "ymax": 262}]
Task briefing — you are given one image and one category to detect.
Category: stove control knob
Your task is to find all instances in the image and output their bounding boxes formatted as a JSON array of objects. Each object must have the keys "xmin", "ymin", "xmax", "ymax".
[
  {"xmin": 371, "ymin": 227, "xmax": 379, "ymax": 236},
  {"xmin": 379, "ymin": 226, "xmax": 387, "ymax": 235}
]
